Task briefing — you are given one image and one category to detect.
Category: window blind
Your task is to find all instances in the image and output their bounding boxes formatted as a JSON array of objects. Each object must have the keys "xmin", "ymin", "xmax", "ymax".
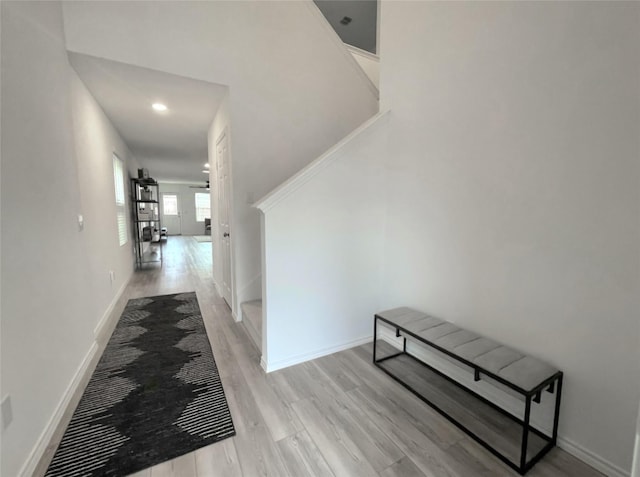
[
  {"xmin": 163, "ymin": 195, "xmax": 178, "ymax": 216},
  {"xmin": 113, "ymin": 154, "xmax": 128, "ymax": 246},
  {"xmin": 195, "ymin": 193, "xmax": 211, "ymax": 222}
]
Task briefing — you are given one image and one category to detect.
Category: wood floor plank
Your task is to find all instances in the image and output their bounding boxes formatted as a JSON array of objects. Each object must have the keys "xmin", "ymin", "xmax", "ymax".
[
  {"xmin": 276, "ymin": 430, "xmax": 336, "ymax": 477},
  {"xmin": 170, "ymin": 452, "xmax": 197, "ymax": 476},
  {"xmin": 148, "ymin": 460, "xmax": 174, "ymax": 477},
  {"xmin": 202, "ymin": 305, "xmax": 237, "ymax": 379},
  {"xmin": 265, "ymin": 368, "xmax": 303, "ymax": 405},
  {"xmin": 272, "ymin": 359, "xmax": 405, "ymax": 473},
  {"xmin": 348, "ymin": 384, "xmax": 482, "ymax": 477},
  {"xmin": 222, "ymin": 371, "xmax": 292, "ymax": 477},
  {"xmin": 379, "ymin": 456, "xmax": 428, "ymax": 477},
  {"xmin": 127, "ymin": 469, "xmax": 151, "ymax": 477},
  {"xmin": 314, "ymin": 352, "xmax": 363, "ymax": 392},
  {"xmin": 39, "ymin": 238, "xmax": 603, "ymax": 477},
  {"xmin": 342, "ymin": 356, "xmax": 466, "ymax": 449},
  {"xmin": 194, "ymin": 439, "xmax": 243, "ymax": 477},
  {"xmin": 220, "ymin": 316, "xmax": 304, "ymax": 442},
  {"xmin": 291, "ymin": 397, "xmax": 380, "ymax": 477},
  {"xmin": 378, "ymin": 353, "xmax": 536, "ymax": 462},
  {"xmin": 526, "ymin": 446, "xmax": 605, "ymax": 477},
  {"xmin": 274, "ymin": 360, "xmax": 345, "ymax": 404},
  {"xmin": 309, "ymin": 363, "xmax": 406, "ymax": 471}
]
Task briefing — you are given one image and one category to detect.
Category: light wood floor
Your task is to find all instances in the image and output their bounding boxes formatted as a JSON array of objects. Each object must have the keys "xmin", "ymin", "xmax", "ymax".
[{"xmin": 38, "ymin": 237, "xmax": 603, "ymax": 477}]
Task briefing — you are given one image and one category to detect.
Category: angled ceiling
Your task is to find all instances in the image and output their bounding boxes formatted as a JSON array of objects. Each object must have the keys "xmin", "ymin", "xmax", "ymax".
[
  {"xmin": 68, "ymin": 52, "xmax": 228, "ymax": 183},
  {"xmin": 314, "ymin": 0, "xmax": 378, "ymax": 54}
]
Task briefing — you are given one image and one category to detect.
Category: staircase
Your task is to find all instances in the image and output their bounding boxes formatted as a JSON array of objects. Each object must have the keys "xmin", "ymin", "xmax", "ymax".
[{"xmin": 240, "ymin": 300, "xmax": 262, "ymax": 351}]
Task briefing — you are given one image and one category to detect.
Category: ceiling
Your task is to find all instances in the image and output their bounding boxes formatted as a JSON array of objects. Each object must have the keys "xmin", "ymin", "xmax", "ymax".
[
  {"xmin": 314, "ymin": 0, "xmax": 378, "ymax": 54},
  {"xmin": 68, "ymin": 52, "xmax": 228, "ymax": 183}
]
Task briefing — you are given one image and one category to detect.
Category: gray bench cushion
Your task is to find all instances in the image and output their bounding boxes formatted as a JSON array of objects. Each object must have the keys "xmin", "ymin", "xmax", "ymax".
[
  {"xmin": 436, "ymin": 329, "xmax": 480, "ymax": 350},
  {"xmin": 376, "ymin": 307, "xmax": 559, "ymax": 392},
  {"xmin": 498, "ymin": 356, "xmax": 559, "ymax": 392}
]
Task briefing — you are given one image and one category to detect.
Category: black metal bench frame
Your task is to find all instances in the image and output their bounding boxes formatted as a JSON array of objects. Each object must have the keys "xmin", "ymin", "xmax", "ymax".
[{"xmin": 373, "ymin": 313, "xmax": 563, "ymax": 475}]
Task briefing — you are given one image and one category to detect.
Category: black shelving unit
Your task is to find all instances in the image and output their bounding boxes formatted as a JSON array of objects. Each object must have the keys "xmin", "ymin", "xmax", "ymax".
[{"xmin": 130, "ymin": 178, "xmax": 163, "ymax": 268}]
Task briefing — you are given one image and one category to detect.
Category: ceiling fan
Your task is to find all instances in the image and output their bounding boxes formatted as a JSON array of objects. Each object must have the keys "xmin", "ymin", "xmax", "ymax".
[{"xmin": 190, "ymin": 180, "xmax": 210, "ymax": 190}]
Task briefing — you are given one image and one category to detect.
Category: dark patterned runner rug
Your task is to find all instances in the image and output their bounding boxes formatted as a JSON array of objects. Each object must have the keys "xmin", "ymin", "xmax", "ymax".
[{"xmin": 45, "ymin": 292, "xmax": 235, "ymax": 476}]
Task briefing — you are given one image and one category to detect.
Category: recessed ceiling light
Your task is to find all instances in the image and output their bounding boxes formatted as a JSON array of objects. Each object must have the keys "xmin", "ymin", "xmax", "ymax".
[
  {"xmin": 204, "ymin": 163, "xmax": 210, "ymax": 168},
  {"xmin": 202, "ymin": 170, "xmax": 209, "ymax": 173},
  {"xmin": 152, "ymin": 103, "xmax": 168, "ymax": 112}
]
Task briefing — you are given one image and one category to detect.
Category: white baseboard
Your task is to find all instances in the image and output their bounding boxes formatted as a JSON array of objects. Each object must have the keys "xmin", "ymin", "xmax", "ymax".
[
  {"xmin": 213, "ymin": 279, "xmax": 223, "ymax": 300},
  {"xmin": 242, "ymin": 317, "xmax": 261, "ymax": 352},
  {"xmin": 376, "ymin": 326, "xmax": 630, "ymax": 477},
  {"xmin": 260, "ymin": 356, "xmax": 268, "ymax": 373},
  {"xmin": 558, "ymin": 438, "xmax": 629, "ymax": 477},
  {"xmin": 18, "ymin": 342, "xmax": 99, "ymax": 477},
  {"xmin": 263, "ymin": 335, "xmax": 372, "ymax": 373},
  {"xmin": 93, "ymin": 278, "xmax": 130, "ymax": 341},
  {"xmin": 20, "ymin": 277, "xmax": 131, "ymax": 477}
]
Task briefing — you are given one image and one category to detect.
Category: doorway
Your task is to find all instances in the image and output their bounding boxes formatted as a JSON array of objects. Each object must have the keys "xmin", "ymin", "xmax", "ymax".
[{"xmin": 161, "ymin": 193, "xmax": 182, "ymax": 235}]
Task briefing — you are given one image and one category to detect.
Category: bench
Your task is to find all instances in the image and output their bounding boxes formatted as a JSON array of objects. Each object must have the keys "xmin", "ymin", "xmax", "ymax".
[{"xmin": 373, "ymin": 307, "xmax": 563, "ymax": 475}]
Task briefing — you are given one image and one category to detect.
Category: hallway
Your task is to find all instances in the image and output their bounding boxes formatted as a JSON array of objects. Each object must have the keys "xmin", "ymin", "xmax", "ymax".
[{"xmin": 38, "ymin": 237, "xmax": 602, "ymax": 477}]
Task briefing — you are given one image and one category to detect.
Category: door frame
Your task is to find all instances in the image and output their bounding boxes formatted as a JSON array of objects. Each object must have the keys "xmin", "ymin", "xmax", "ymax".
[
  {"xmin": 160, "ymin": 192, "xmax": 182, "ymax": 235},
  {"xmin": 215, "ymin": 128, "xmax": 236, "ymax": 316}
]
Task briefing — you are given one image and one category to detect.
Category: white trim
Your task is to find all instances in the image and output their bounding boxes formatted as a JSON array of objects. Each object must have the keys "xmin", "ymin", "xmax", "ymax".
[
  {"xmin": 254, "ymin": 110, "xmax": 390, "ymax": 213},
  {"xmin": 305, "ymin": 1, "xmax": 379, "ymax": 100},
  {"xmin": 232, "ymin": 311, "xmax": 239, "ymax": 323},
  {"xmin": 213, "ymin": 279, "xmax": 223, "ymax": 300},
  {"xmin": 556, "ymin": 438, "xmax": 629, "ymax": 477},
  {"xmin": 19, "ymin": 342, "xmax": 99, "ymax": 477},
  {"xmin": 260, "ymin": 213, "xmax": 268, "ymax": 358},
  {"xmin": 345, "ymin": 44, "xmax": 380, "ymax": 62},
  {"xmin": 376, "ymin": 326, "xmax": 630, "ymax": 477},
  {"xmin": 260, "ymin": 356, "xmax": 269, "ymax": 373},
  {"xmin": 263, "ymin": 335, "xmax": 372, "ymax": 373},
  {"xmin": 242, "ymin": 314, "xmax": 261, "ymax": 352},
  {"xmin": 93, "ymin": 277, "xmax": 130, "ymax": 341}
]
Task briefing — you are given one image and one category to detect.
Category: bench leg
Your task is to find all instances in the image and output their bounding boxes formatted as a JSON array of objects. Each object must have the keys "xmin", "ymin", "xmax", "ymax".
[
  {"xmin": 552, "ymin": 374, "xmax": 563, "ymax": 445},
  {"xmin": 373, "ymin": 319, "xmax": 407, "ymax": 364},
  {"xmin": 520, "ymin": 395, "xmax": 532, "ymax": 473},
  {"xmin": 373, "ymin": 317, "xmax": 378, "ymax": 363}
]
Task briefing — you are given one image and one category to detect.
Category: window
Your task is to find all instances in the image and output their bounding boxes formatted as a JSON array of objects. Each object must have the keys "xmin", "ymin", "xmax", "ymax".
[
  {"xmin": 112, "ymin": 154, "xmax": 127, "ymax": 246},
  {"xmin": 163, "ymin": 195, "xmax": 178, "ymax": 215},
  {"xmin": 195, "ymin": 193, "xmax": 211, "ymax": 222}
]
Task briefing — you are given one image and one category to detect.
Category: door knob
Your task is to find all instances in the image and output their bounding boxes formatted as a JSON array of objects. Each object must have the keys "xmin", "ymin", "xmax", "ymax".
[{"xmin": 223, "ymin": 232, "xmax": 230, "ymax": 237}]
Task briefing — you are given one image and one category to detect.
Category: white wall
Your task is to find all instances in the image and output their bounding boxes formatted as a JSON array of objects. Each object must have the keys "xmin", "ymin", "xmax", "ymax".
[
  {"xmin": 158, "ymin": 183, "xmax": 210, "ymax": 236},
  {"xmin": 61, "ymin": 0, "xmax": 379, "ymax": 316},
  {"xmin": 347, "ymin": 45, "xmax": 379, "ymax": 90},
  {"xmin": 378, "ymin": 2, "xmax": 640, "ymax": 474},
  {"xmin": 256, "ymin": 112, "xmax": 389, "ymax": 370},
  {"xmin": 69, "ymin": 70, "xmax": 137, "ymax": 332},
  {"xmin": 1, "ymin": 2, "xmax": 137, "ymax": 475},
  {"xmin": 258, "ymin": 1, "xmax": 639, "ymax": 474}
]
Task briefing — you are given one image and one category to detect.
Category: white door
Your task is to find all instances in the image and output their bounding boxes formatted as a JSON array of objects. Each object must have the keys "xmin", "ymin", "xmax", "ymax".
[
  {"xmin": 217, "ymin": 132, "xmax": 232, "ymax": 306},
  {"xmin": 161, "ymin": 193, "xmax": 182, "ymax": 235}
]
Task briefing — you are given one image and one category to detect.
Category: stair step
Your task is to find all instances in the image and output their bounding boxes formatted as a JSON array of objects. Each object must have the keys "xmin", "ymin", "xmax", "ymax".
[{"xmin": 241, "ymin": 300, "xmax": 262, "ymax": 351}]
